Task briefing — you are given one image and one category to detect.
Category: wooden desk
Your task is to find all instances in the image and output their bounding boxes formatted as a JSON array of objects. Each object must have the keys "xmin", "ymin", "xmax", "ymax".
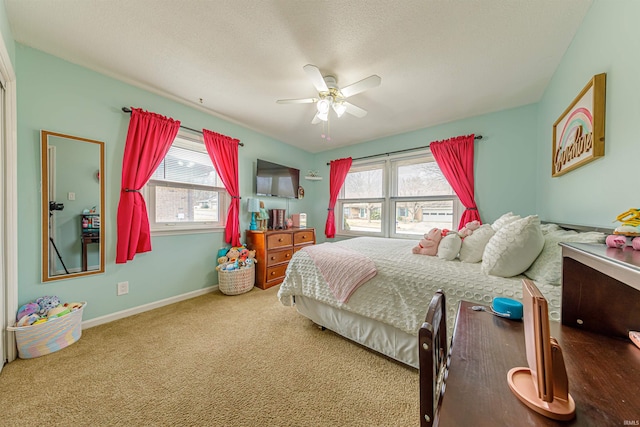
[
  {"xmin": 437, "ymin": 301, "xmax": 640, "ymax": 426},
  {"xmin": 81, "ymin": 234, "xmax": 99, "ymax": 271}
]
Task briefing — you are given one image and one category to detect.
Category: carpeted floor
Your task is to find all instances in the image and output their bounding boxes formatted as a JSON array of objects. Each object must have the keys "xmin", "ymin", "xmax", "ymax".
[{"xmin": 0, "ymin": 286, "xmax": 419, "ymax": 426}]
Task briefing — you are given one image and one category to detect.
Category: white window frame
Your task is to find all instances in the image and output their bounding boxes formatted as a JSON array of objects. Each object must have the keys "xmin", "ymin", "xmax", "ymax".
[
  {"xmin": 336, "ymin": 150, "xmax": 462, "ymax": 239},
  {"xmin": 145, "ymin": 131, "xmax": 228, "ymax": 236}
]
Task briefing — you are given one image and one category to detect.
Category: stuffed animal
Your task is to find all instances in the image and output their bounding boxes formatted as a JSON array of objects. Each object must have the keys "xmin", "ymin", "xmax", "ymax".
[
  {"xmin": 226, "ymin": 247, "xmax": 241, "ymax": 262},
  {"xmin": 412, "ymin": 228, "xmax": 443, "ymax": 256},
  {"xmin": 16, "ymin": 302, "xmax": 39, "ymax": 322},
  {"xmin": 35, "ymin": 296, "xmax": 61, "ymax": 316},
  {"xmin": 458, "ymin": 220, "xmax": 481, "ymax": 238}
]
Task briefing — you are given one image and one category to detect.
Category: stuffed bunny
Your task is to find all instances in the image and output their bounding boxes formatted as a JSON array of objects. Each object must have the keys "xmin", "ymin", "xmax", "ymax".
[{"xmin": 412, "ymin": 228, "xmax": 443, "ymax": 256}]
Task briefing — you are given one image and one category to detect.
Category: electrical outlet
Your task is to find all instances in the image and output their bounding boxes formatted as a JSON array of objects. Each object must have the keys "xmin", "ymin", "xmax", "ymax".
[{"xmin": 117, "ymin": 281, "xmax": 129, "ymax": 296}]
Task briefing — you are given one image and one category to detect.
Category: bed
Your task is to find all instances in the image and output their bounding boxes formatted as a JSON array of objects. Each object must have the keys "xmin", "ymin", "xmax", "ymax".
[{"xmin": 277, "ymin": 216, "xmax": 607, "ymax": 369}]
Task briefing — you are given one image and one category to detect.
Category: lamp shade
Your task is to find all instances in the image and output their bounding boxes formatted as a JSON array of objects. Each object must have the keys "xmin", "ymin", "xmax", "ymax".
[{"xmin": 247, "ymin": 198, "xmax": 260, "ymax": 213}]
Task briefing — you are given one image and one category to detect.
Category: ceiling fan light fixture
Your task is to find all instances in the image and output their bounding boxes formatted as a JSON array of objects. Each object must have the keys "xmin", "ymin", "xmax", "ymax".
[
  {"xmin": 333, "ymin": 102, "xmax": 347, "ymax": 118},
  {"xmin": 316, "ymin": 97, "xmax": 332, "ymax": 114},
  {"xmin": 316, "ymin": 111, "xmax": 329, "ymax": 122}
]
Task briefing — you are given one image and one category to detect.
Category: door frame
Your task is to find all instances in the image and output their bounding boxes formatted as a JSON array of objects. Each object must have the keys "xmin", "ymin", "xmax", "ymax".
[{"xmin": 0, "ymin": 30, "xmax": 18, "ymax": 369}]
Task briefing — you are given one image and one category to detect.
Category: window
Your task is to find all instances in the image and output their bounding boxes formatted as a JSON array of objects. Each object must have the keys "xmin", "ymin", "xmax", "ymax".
[
  {"xmin": 145, "ymin": 132, "xmax": 228, "ymax": 235},
  {"xmin": 337, "ymin": 151, "xmax": 461, "ymax": 238}
]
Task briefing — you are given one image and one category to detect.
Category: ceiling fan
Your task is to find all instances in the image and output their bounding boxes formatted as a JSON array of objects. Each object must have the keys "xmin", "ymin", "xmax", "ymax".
[{"xmin": 277, "ymin": 64, "xmax": 381, "ymax": 124}]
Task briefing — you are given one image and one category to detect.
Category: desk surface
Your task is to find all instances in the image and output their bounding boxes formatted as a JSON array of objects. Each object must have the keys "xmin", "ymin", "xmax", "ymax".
[{"xmin": 438, "ymin": 301, "xmax": 640, "ymax": 426}]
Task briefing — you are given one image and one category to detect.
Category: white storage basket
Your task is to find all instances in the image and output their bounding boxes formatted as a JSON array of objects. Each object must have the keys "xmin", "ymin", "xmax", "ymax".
[
  {"xmin": 218, "ymin": 265, "xmax": 255, "ymax": 295},
  {"xmin": 7, "ymin": 302, "xmax": 86, "ymax": 359}
]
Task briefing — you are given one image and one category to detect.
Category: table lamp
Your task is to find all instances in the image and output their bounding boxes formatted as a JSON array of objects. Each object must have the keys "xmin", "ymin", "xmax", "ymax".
[{"xmin": 248, "ymin": 198, "xmax": 260, "ymax": 231}]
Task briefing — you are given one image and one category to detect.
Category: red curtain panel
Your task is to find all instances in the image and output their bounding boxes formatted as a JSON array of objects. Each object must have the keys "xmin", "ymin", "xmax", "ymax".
[
  {"xmin": 203, "ymin": 129, "xmax": 241, "ymax": 247},
  {"xmin": 116, "ymin": 108, "xmax": 180, "ymax": 263},
  {"xmin": 430, "ymin": 134, "xmax": 481, "ymax": 229},
  {"xmin": 325, "ymin": 157, "xmax": 353, "ymax": 238}
]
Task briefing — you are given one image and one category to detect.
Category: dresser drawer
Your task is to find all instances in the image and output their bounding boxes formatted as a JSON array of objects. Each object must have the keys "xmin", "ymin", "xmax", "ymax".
[
  {"xmin": 267, "ymin": 233, "xmax": 293, "ymax": 249},
  {"xmin": 294, "ymin": 230, "xmax": 315, "ymax": 246},
  {"xmin": 267, "ymin": 249, "xmax": 293, "ymax": 266},
  {"xmin": 266, "ymin": 263, "xmax": 289, "ymax": 283}
]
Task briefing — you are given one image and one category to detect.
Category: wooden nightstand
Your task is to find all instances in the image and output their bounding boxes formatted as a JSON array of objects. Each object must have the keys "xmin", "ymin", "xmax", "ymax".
[
  {"xmin": 246, "ymin": 228, "xmax": 316, "ymax": 289},
  {"xmin": 560, "ymin": 242, "xmax": 640, "ymax": 338}
]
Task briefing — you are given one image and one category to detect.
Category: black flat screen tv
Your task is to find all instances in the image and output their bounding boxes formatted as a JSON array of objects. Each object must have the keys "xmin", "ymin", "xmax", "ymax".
[{"xmin": 256, "ymin": 159, "xmax": 300, "ymax": 199}]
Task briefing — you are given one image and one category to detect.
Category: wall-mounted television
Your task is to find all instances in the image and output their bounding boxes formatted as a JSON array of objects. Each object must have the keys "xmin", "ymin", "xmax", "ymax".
[{"xmin": 256, "ymin": 159, "xmax": 300, "ymax": 199}]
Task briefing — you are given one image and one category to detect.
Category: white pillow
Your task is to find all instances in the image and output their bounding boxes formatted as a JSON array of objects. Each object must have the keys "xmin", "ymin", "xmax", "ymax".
[
  {"xmin": 491, "ymin": 212, "xmax": 522, "ymax": 231},
  {"xmin": 437, "ymin": 233, "xmax": 462, "ymax": 261},
  {"xmin": 524, "ymin": 229, "xmax": 605, "ymax": 285},
  {"xmin": 481, "ymin": 215, "xmax": 544, "ymax": 277},
  {"xmin": 459, "ymin": 224, "xmax": 495, "ymax": 263}
]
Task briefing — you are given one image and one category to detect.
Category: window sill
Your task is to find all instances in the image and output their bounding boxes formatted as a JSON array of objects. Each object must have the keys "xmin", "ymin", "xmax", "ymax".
[{"xmin": 151, "ymin": 226, "xmax": 225, "ymax": 237}]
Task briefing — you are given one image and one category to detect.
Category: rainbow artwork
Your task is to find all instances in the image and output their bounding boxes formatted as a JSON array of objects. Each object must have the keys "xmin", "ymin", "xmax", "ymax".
[
  {"xmin": 553, "ymin": 95, "xmax": 595, "ymax": 175},
  {"xmin": 552, "ymin": 74, "xmax": 605, "ymax": 177}
]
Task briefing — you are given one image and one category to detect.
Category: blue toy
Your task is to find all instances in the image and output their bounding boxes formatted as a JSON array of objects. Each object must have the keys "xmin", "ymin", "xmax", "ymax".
[
  {"xmin": 16, "ymin": 302, "xmax": 39, "ymax": 322},
  {"xmin": 35, "ymin": 295, "xmax": 61, "ymax": 316}
]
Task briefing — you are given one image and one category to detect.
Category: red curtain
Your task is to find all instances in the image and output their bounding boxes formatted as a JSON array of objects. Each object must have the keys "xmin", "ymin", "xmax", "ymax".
[
  {"xmin": 325, "ymin": 157, "xmax": 353, "ymax": 238},
  {"xmin": 430, "ymin": 134, "xmax": 481, "ymax": 229},
  {"xmin": 203, "ymin": 129, "xmax": 241, "ymax": 247},
  {"xmin": 116, "ymin": 108, "xmax": 180, "ymax": 263}
]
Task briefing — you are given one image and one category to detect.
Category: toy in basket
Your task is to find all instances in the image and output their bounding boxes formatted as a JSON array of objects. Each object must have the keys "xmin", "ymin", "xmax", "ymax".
[
  {"xmin": 7, "ymin": 300, "xmax": 86, "ymax": 359},
  {"xmin": 216, "ymin": 245, "xmax": 256, "ymax": 295}
]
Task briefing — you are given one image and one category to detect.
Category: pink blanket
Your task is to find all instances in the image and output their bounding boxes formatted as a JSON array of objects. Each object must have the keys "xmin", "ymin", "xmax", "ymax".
[{"xmin": 301, "ymin": 243, "xmax": 377, "ymax": 303}]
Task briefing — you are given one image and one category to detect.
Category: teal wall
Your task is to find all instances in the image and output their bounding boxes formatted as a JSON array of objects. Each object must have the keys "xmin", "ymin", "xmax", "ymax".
[
  {"xmin": 310, "ymin": 104, "xmax": 539, "ymax": 243},
  {"xmin": 0, "ymin": 0, "xmax": 15, "ymax": 65},
  {"xmin": 536, "ymin": 0, "xmax": 639, "ymax": 227},
  {"xmin": 16, "ymin": 45, "xmax": 315, "ymax": 321},
  {"xmin": 7, "ymin": 0, "xmax": 634, "ymax": 323}
]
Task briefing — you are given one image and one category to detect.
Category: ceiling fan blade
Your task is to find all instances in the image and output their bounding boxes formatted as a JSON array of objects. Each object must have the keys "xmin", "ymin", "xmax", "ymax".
[
  {"xmin": 303, "ymin": 64, "xmax": 329, "ymax": 93},
  {"xmin": 276, "ymin": 97, "xmax": 317, "ymax": 104},
  {"xmin": 344, "ymin": 102, "xmax": 368, "ymax": 118},
  {"xmin": 340, "ymin": 75, "xmax": 382, "ymax": 98}
]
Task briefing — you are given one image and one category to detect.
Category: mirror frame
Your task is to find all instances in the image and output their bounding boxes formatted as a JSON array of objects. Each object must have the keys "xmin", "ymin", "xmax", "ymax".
[{"xmin": 41, "ymin": 130, "xmax": 105, "ymax": 282}]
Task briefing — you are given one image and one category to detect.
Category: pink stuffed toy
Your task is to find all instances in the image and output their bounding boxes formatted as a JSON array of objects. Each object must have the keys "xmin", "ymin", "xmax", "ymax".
[
  {"xmin": 412, "ymin": 228, "xmax": 443, "ymax": 256},
  {"xmin": 606, "ymin": 234, "xmax": 640, "ymax": 251},
  {"xmin": 458, "ymin": 220, "xmax": 481, "ymax": 238}
]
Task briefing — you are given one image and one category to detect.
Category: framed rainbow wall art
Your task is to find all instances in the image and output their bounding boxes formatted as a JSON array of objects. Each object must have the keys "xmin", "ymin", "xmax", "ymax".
[{"xmin": 552, "ymin": 73, "xmax": 606, "ymax": 177}]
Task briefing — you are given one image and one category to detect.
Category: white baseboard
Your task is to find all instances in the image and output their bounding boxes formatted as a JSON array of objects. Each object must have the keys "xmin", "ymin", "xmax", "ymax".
[{"xmin": 82, "ymin": 285, "xmax": 218, "ymax": 329}]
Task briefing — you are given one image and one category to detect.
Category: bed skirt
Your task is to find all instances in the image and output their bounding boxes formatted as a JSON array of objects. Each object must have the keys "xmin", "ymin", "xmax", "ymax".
[{"xmin": 295, "ymin": 295, "xmax": 419, "ymax": 369}]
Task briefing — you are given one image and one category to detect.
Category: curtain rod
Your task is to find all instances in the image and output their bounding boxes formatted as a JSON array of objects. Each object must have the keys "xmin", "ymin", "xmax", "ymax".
[
  {"xmin": 121, "ymin": 107, "xmax": 244, "ymax": 146},
  {"xmin": 326, "ymin": 135, "xmax": 482, "ymax": 165}
]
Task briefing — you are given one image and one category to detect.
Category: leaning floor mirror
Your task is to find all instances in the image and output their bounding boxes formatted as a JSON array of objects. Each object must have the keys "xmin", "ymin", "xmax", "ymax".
[{"xmin": 41, "ymin": 130, "xmax": 105, "ymax": 282}]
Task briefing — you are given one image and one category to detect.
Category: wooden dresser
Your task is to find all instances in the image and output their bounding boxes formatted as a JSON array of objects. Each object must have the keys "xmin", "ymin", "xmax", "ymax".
[{"xmin": 246, "ymin": 228, "xmax": 316, "ymax": 289}]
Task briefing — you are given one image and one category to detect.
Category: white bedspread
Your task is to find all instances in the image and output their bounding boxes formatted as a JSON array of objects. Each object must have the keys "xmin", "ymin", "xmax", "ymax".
[{"xmin": 278, "ymin": 237, "xmax": 562, "ymax": 337}]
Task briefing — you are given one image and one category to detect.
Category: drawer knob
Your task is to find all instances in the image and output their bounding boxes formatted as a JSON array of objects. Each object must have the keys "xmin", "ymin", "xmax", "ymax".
[
  {"xmin": 270, "ymin": 271, "xmax": 275, "ymax": 276},
  {"xmin": 285, "ymin": 253, "xmax": 290, "ymax": 258},
  {"xmin": 278, "ymin": 238, "xmax": 283, "ymax": 242},
  {"xmin": 270, "ymin": 256, "xmax": 275, "ymax": 260}
]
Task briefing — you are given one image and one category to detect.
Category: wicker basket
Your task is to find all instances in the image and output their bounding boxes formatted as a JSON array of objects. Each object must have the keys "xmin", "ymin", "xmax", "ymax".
[
  {"xmin": 7, "ymin": 302, "xmax": 86, "ymax": 359},
  {"xmin": 218, "ymin": 265, "xmax": 255, "ymax": 295}
]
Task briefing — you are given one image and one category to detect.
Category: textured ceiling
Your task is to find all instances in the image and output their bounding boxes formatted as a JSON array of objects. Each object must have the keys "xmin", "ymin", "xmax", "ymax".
[{"xmin": 6, "ymin": 0, "xmax": 592, "ymax": 153}]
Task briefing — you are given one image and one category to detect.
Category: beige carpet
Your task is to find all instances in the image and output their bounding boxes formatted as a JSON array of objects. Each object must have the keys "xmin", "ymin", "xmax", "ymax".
[{"xmin": 0, "ymin": 286, "xmax": 419, "ymax": 426}]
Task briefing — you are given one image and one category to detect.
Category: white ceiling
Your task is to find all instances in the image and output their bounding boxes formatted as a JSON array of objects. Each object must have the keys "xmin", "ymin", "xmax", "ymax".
[{"xmin": 6, "ymin": 0, "xmax": 592, "ymax": 153}]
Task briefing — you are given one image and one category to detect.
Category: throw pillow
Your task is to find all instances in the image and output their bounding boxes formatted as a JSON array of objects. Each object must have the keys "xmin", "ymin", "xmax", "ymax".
[
  {"xmin": 458, "ymin": 224, "xmax": 495, "ymax": 263},
  {"xmin": 491, "ymin": 212, "xmax": 522, "ymax": 231},
  {"xmin": 481, "ymin": 215, "xmax": 544, "ymax": 277},
  {"xmin": 437, "ymin": 233, "xmax": 462, "ymax": 261},
  {"xmin": 524, "ymin": 229, "xmax": 605, "ymax": 285}
]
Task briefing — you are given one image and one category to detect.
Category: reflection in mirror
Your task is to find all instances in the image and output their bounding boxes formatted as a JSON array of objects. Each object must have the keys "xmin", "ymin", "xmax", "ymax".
[{"xmin": 41, "ymin": 130, "xmax": 105, "ymax": 282}]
